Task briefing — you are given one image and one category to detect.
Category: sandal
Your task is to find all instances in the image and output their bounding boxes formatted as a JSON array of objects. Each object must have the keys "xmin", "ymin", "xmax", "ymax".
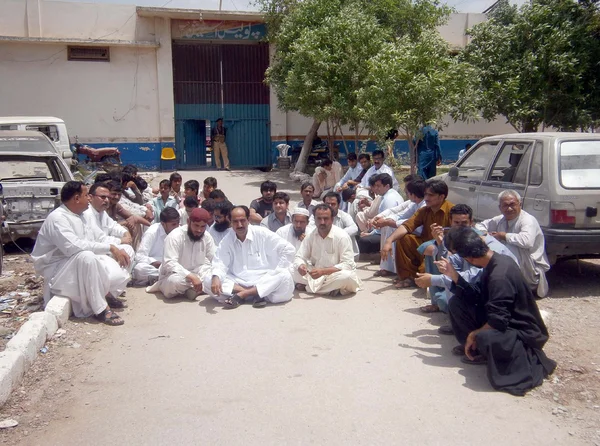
[
  {"xmin": 95, "ymin": 308, "xmax": 124, "ymax": 326},
  {"xmin": 106, "ymin": 295, "xmax": 127, "ymax": 309},
  {"xmin": 252, "ymin": 297, "xmax": 267, "ymax": 308},
  {"xmin": 451, "ymin": 345, "xmax": 465, "ymax": 356},
  {"xmin": 394, "ymin": 279, "xmax": 414, "ymax": 289},
  {"xmin": 295, "ymin": 283, "xmax": 307, "ymax": 291},
  {"xmin": 223, "ymin": 294, "xmax": 244, "ymax": 310},
  {"xmin": 373, "ymin": 270, "xmax": 394, "ymax": 277},
  {"xmin": 461, "ymin": 355, "xmax": 487, "ymax": 366},
  {"xmin": 419, "ymin": 304, "xmax": 440, "ymax": 313}
]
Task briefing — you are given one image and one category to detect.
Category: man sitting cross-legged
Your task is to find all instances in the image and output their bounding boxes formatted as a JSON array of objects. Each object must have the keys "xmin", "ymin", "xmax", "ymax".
[
  {"xmin": 276, "ymin": 207, "xmax": 312, "ymax": 252},
  {"xmin": 204, "ymin": 206, "xmax": 296, "ymax": 309},
  {"xmin": 381, "ymin": 179, "xmax": 454, "ymax": 288},
  {"xmin": 131, "ymin": 207, "xmax": 181, "ymax": 286},
  {"xmin": 261, "ymin": 191, "xmax": 292, "ymax": 232},
  {"xmin": 208, "ymin": 200, "xmax": 233, "ymax": 246},
  {"xmin": 147, "ymin": 208, "xmax": 215, "ymax": 300},
  {"xmin": 293, "ymin": 204, "xmax": 362, "ymax": 297},
  {"xmin": 309, "ymin": 192, "xmax": 359, "ymax": 256},
  {"xmin": 83, "ymin": 182, "xmax": 133, "ymax": 248},
  {"xmin": 31, "ymin": 181, "xmax": 131, "ymax": 326},
  {"xmin": 249, "ymin": 180, "xmax": 277, "ymax": 224},
  {"xmin": 438, "ymin": 227, "xmax": 556, "ymax": 395}
]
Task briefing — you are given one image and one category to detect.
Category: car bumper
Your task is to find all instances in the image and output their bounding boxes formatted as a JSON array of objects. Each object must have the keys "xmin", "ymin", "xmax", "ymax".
[{"xmin": 543, "ymin": 228, "xmax": 600, "ymax": 258}]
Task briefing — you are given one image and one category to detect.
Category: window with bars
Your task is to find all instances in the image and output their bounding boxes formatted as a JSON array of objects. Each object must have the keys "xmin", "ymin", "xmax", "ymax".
[{"xmin": 67, "ymin": 46, "xmax": 110, "ymax": 62}]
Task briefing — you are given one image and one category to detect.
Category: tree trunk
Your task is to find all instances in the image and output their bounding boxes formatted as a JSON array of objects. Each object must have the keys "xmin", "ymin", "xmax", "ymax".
[{"xmin": 294, "ymin": 119, "xmax": 321, "ymax": 173}]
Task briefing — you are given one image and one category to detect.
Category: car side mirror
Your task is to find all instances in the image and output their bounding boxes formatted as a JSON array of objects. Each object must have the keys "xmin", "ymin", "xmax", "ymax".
[{"xmin": 448, "ymin": 166, "xmax": 459, "ymax": 178}]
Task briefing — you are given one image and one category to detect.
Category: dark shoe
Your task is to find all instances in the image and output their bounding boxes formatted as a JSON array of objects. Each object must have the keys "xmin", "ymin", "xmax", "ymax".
[
  {"xmin": 461, "ymin": 355, "xmax": 487, "ymax": 365},
  {"xmin": 452, "ymin": 345, "xmax": 465, "ymax": 356},
  {"xmin": 329, "ymin": 289, "xmax": 341, "ymax": 297},
  {"xmin": 437, "ymin": 325, "xmax": 454, "ymax": 335},
  {"xmin": 106, "ymin": 294, "xmax": 127, "ymax": 308},
  {"xmin": 252, "ymin": 297, "xmax": 267, "ymax": 308},
  {"xmin": 94, "ymin": 308, "xmax": 124, "ymax": 326},
  {"xmin": 223, "ymin": 294, "xmax": 244, "ymax": 309}
]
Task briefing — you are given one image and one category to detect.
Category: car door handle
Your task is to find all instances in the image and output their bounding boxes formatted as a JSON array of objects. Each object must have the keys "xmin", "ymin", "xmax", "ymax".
[{"xmin": 469, "ymin": 186, "xmax": 476, "ymax": 192}]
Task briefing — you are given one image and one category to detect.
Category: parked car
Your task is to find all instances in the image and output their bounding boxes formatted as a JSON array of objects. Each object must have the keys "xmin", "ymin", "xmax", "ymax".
[
  {"xmin": 438, "ymin": 132, "xmax": 600, "ymax": 264},
  {"xmin": 0, "ymin": 131, "xmax": 74, "ymax": 244},
  {"xmin": 0, "ymin": 116, "xmax": 76, "ymax": 170}
]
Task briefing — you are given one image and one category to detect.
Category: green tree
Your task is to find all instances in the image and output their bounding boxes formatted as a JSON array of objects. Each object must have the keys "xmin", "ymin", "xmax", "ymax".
[
  {"xmin": 357, "ymin": 34, "xmax": 479, "ymax": 173},
  {"xmin": 260, "ymin": 0, "xmax": 453, "ymax": 172},
  {"xmin": 463, "ymin": 0, "xmax": 600, "ymax": 132}
]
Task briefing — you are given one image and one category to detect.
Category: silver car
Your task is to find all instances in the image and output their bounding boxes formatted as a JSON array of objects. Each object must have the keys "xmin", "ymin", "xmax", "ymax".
[
  {"xmin": 0, "ymin": 130, "xmax": 74, "ymax": 244},
  {"xmin": 440, "ymin": 132, "xmax": 600, "ymax": 264}
]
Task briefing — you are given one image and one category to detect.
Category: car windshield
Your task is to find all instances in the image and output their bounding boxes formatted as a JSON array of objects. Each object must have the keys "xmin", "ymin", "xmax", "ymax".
[
  {"xmin": 0, "ymin": 159, "xmax": 54, "ymax": 181},
  {"xmin": 0, "ymin": 136, "xmax": 55, "ymax": 153},
  {"xmin": 560, "ymin": 141, "xmax": 600, "ymax": 189}
]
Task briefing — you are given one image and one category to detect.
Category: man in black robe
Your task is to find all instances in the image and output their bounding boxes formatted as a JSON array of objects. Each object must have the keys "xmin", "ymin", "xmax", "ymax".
[{"xmin": 436, "ymin": 226, "xmax": 556, "ymax": 396}]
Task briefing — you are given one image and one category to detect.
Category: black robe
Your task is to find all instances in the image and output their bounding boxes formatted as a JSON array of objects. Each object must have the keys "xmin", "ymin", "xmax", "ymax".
[{"xmin": 449, "ymin": 253, "xmax": 557, "ymax": 396}]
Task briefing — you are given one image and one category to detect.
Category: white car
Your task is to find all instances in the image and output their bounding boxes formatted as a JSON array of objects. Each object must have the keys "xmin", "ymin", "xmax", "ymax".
[{"xmin": 0, "ymin": 130, "xmax": 74, "ymax": 244}]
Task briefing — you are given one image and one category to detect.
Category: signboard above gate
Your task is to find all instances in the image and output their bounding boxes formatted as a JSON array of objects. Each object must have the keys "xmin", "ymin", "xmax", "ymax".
[{"xmin": 172, "ymin": 19, "xmax": 267, "ymax": 41}]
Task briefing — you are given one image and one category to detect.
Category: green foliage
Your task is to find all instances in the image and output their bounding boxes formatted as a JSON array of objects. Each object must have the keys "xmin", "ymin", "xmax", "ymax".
[{"xmin": 463, "ymin": 0, "xmax": 600, "ymax": 132}]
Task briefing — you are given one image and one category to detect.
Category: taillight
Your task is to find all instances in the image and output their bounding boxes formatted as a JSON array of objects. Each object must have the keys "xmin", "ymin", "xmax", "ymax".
[{"xmin": 550, "ymin": 202, "xmax": 576, "ymax": 226}]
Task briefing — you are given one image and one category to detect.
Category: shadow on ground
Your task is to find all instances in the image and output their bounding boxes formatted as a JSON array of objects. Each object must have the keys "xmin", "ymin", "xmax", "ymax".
[{"xmin": 547, "ymin": 259, "xmax": 600, "ymax": 298}]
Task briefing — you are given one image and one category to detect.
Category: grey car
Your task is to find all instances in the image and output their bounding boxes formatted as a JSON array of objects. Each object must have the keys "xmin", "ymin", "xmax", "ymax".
[
  {"xmin": 0, "ymin": 130, "xmax": 74, "ymax": 244},
  {"xmin": 438, "ymin": 132, "xmax": 600, "ymax": 264}
]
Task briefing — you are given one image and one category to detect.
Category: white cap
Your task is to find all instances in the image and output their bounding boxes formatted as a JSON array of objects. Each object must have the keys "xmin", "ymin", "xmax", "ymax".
[{"xmin": 292, "ymin": 207, "xmax": 310, "ymax": 217}]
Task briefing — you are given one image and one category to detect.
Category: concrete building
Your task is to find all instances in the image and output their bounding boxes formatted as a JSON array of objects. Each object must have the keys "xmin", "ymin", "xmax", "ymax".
[{"xmin": 0, "ymin": 0, "xmax": 514, "ymax": 169}]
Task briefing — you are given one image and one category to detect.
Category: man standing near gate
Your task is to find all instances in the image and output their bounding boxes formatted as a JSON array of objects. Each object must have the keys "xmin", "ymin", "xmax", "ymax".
[{"xmin": 211, "ymin": 118, "xmax": 230, "ymax": 171}]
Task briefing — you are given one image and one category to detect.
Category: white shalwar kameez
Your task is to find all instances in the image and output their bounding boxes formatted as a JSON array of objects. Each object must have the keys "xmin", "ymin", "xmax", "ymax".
[
  {"xmin": 309, "ymin": 209, "xmax": 360, "ymax": 256},
  {"xmin": 293, "ymin": 225, "xmax": 362, "ymax": 295},
  {"xmin": 208, "ymin": 225, "xmax": 232, "ymax": 246},
  {"xmin": 203, "ymin": 225, "xmax": 295, "ymax": 303},
  {"xmin": 476, "ymin": 210, "xmax": 551, "ymax": 296},
  {"xmin": 132, "ymin": 223, "xmax": 167, "ymax": 285},
  {"xmin": 31, "ymin": 205, "xmax": 130, "ymax": 318},
  {"xmin": 150, "ymin": 226, "xmax": 216, "ymax": 298},
  {"xmin": 82, "ymin": 207, "xmax": 135, "ymax": 272},
  {"xmin": 275, "ymin": 223, "xmax": 313, "ymax": 252},
  {"xmin": 359, "ymin": 163, "xmax": 400, "ymax": 191}
]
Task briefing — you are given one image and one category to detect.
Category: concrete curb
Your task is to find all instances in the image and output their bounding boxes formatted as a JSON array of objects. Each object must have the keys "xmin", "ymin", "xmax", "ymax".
[{"xmin": 0, "ymin": 295, "xmax": 71, "ymax": 407}]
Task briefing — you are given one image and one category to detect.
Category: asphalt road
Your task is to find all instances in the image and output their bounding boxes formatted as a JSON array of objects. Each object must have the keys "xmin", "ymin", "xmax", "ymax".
[{"xmin": 20, "ymin": 169, "xmax": 582, "ymax": 446}]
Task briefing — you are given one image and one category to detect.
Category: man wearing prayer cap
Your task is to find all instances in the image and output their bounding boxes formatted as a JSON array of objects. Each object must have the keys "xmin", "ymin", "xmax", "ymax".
[
  {"xmin": 146, "ymin": 207, "xmax": 216, "ymax": 300},
  {"xmin": 275, "ymin": 207, "xmax": 313, "ymax": 252}
]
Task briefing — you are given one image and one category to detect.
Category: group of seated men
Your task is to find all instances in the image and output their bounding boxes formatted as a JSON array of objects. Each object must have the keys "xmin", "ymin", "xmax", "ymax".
[{"xmin": 31, "ymin": 152, "xmax": 555, "ymax": 395}]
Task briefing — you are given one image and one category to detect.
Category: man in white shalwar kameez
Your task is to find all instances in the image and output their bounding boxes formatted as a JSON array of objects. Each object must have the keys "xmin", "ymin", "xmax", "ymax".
[
  {"xmin": 205, "ymin": 206, "xmax": 295, "ymax": 309},
  {"xmin": 208, "ymin": 200, "xmax": 233, "ymax": 246},
  {"xmin": 83, "ymin": 182, "xmax": 135, "ymax": 273},
  {"xmin": 309, "ymin": 192, "xmax": 360, "ymax": 256},
  {"xmin": 294, "ymin": 204, "xmax": 362, "ymax": 297},
  {"xmin": 275, "ymin": 208, "xmax": 312, "ymax": 252},
  {"xmin": 132, "ymin": 207, "xmax": 180, "ymax": 286},
  {"xmin": 359, "ymin": 149, "xmax": 400, "ymax": 191},
  {"xmin": 147, "ymin": 208, "xmax": 215, "ymax": 300},
  {"xmin": 476, "ymin": 190, "xmax": 550, "ymax": 297},
  {"xmin": 31, "ymin": 181, "xmax": 131, "ymax": 326}
]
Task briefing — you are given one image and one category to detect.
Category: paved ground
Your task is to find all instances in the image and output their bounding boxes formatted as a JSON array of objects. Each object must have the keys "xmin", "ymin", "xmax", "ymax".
[{"xmin": 6, "ymin": 169, "xmax": 589, "ymax": 445}]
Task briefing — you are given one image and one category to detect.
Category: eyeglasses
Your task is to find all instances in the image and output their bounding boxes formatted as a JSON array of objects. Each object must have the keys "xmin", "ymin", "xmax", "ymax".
[{"xmin": 93, "ymin": 194, "xmax": 111, "ymax": 200}]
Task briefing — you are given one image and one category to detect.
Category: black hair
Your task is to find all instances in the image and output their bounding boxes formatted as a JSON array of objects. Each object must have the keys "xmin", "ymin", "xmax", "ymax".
[
  {"xmin": 214, "ymin": 200, "xmax": 233, "ymax": 216},
  {"xmin": 203, "ymin": 177, "xmax": 217, "ymax": 188},
  {"xmin": 313, "ymin": 203, "xmax": 334, "ymax": 217},
  {"xmin": 95, "ymin": 172, "xmax": 119, "ymax": 183},
  {"xmin": 121, "ymin": 172, "xmax": 134, "ymax": 185},
  {"xmin": 347, "ymin": 153, "xmax": 357, "ymax": 161},
  {"xmin": 159, "ymin": 179, "xmax": 171, "ymax": 188},
  {"xmin": 321, "ymin": 159, "xmax": 333, "ymax": 167},
  {"xmin": 122, "ymin": 164, "xmax": 138, "ymax": 176},
  {"xmin": 160, "ymin": 207, "xmax": 180, "ymax": 223},
  {"xmin": 106, "ymin": 180, "xmax": 122, "ymax": 193},
  {"xmin": 322, "ymin": 191, "xmax": 341, "ymax": 204},
  {"xmin": 374, "ymin": 173, "xmax": 393, "ymax": 188},
  {"xmin": 368, "ymin": 175, "xmax": 378, "ymax": 187},
  {"xmin": 216, "ymin": 118, "xmax": 223, "ymax": 123},
  {"xmin": 403, "ymin": 174, "xmax": 423, "ymax": 183},
  {"xmin": 183, "ymin": 196, "xmax": 199, "ymax": 208},
  {"xmin": 89, "ymin": 182, "xmax": 109, "ymax": 195},
  {"xmin": 61, "ymin": 181, "xmax": 85, "ymax": 203},
  {"xmin": 341, "ymin": 187, "xmax": 356, "ymax": 202},
  {"xmin": 169, "ymin": 172, "xmax": 182, "ymax": 182},
  {"xmin": 425, "ymin": 179, "xmax": 448, "ymax": 198},
  {"xmin": 260, "ymin": 180, "xmax": 277, "ymax": 193},
  {"xmin": 300, "ymin": 181, "xmax": 314, "ymax": 192},
  {"xmin": 358, "ymin": 153, "xmax": 371, "ymax": 162},
  {"xmin": 209, "ymin": 189, "xmax": 226, "ymax": 200},
  {"xmin": 201, "ymin": 198, "xmax": 217, "ymax": 213},
  {"xmin": 273, "ymin": 192, "xmax": 290, "ymax": 204},
  {"xmin": 445, "ymin": 227, "xmax": 489, "ymax": 258},
  {"xmin": 372, "ymin": 149, "xmax": 385, "ymax": 159},
  {"xmin": 231, "ymin": 205, "xmax": 250, "ymax": 219},
  {"xmin": 450, "ymin": 204, "xmax": 473, "ymax": 220},
  {"xmin": 133, "ymin": 176, "xmax": 148, "ymax": 191},
  {"xmin": 184, "ymin": 180, "xmax": 200, "ymax": 193},
  {"xmin": 406, "ymin": 180, "xmax": 426, "ymax": 198}
]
